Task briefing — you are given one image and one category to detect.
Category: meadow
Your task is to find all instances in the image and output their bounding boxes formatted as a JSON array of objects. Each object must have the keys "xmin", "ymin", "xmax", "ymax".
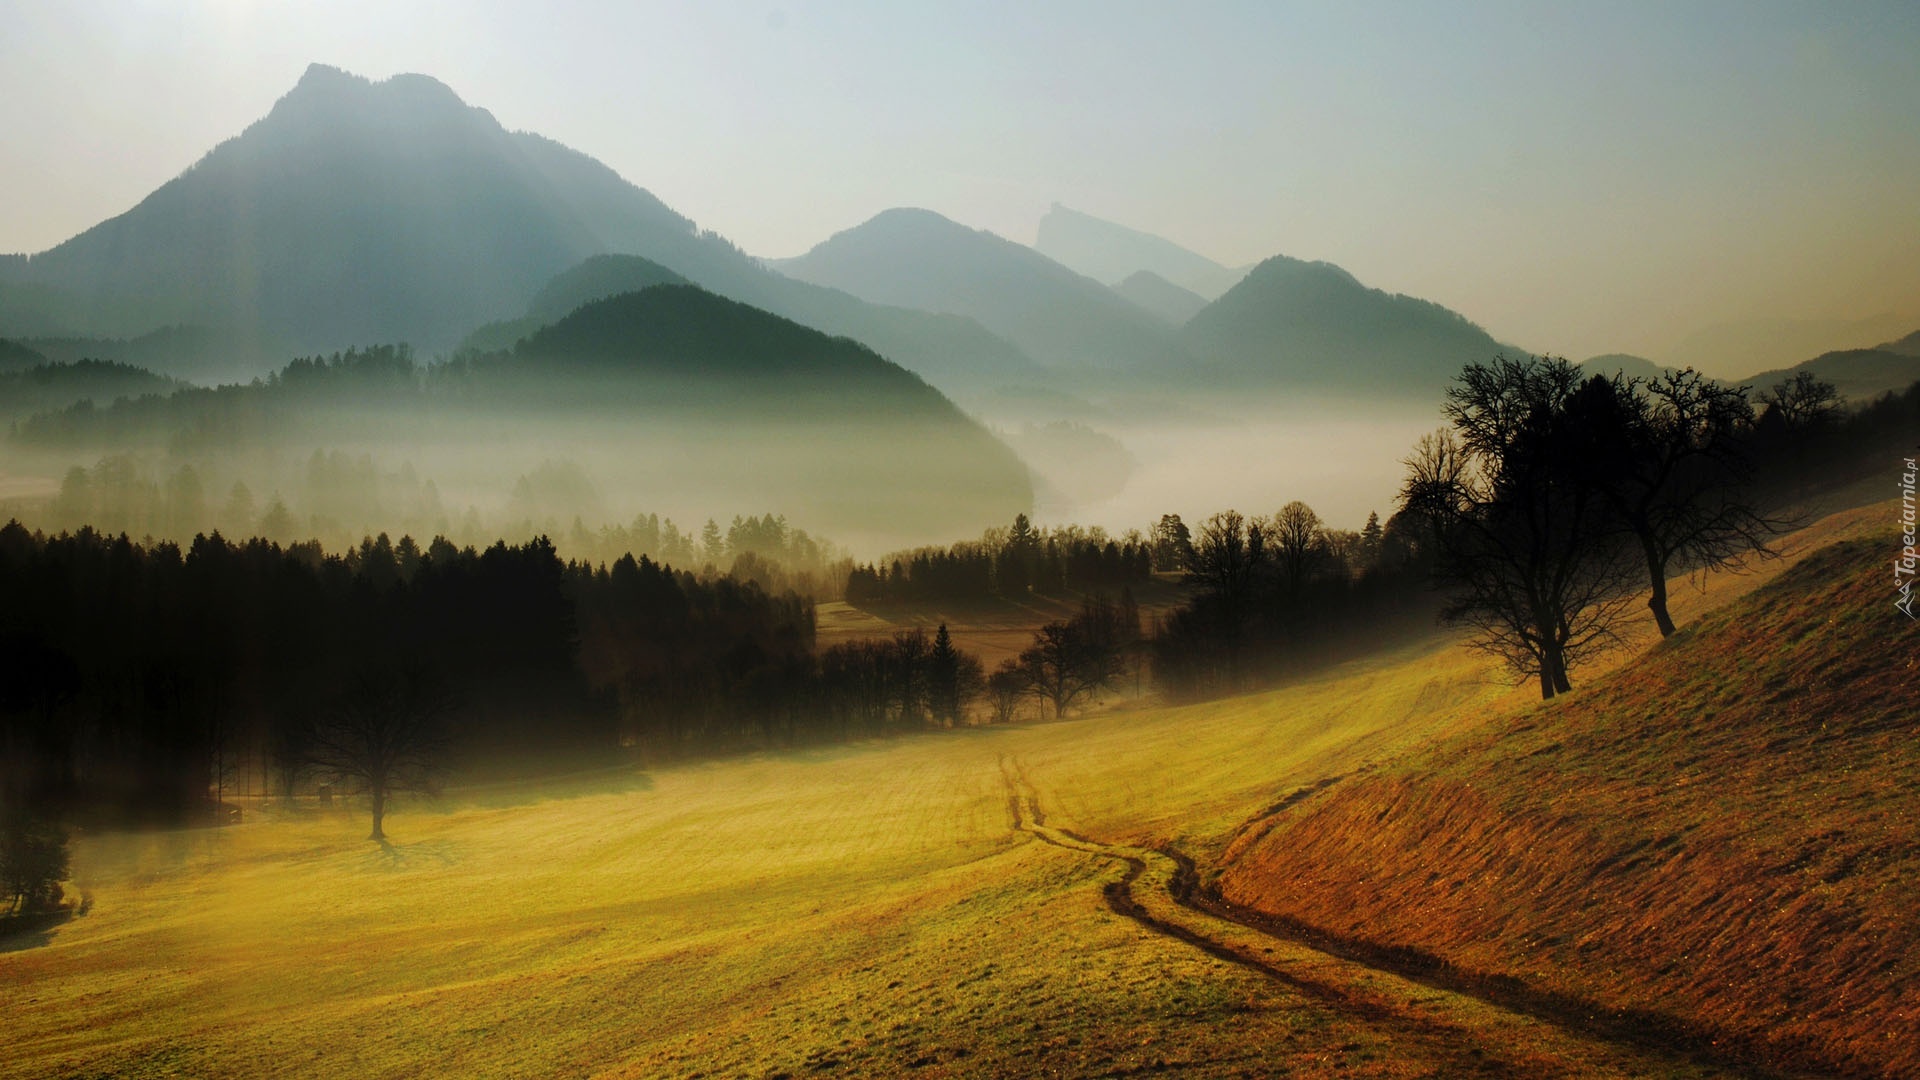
[{"xmin": 1, "ymin": 502, "xmax": 1890, "ymax": 1079}]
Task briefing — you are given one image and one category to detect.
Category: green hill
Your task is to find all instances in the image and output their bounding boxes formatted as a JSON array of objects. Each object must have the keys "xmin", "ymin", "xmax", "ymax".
[
  {"xmin": 17, "ymin": 285, "xmax": 1034, "ymax": 544},
  {"xmin": 0, "ymin": 359, "xmax": 184, "ymax": 423}
]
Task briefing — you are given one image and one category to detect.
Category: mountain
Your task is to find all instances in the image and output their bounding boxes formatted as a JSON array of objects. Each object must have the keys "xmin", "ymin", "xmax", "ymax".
[
  {"xmin": 1738, "ymin": 346, "xmax": 1920, "ymax": 404},
  {"xmin": 1878, "ymin": 328, "xmax": 1920, "ymax": 357},
  {"xmin": 1179, "ymin": 254, "xmax": 1513, "ymax": 396},
  {"xmin": 1666, "ymin": 313, "xmax": 1918, "ymax": 380},
  {"xmin": 773, "ymin": 207, "xmax": 1184, "ymax": 371},
  {"xmin": 1, "ymin": 65, "xmax": 1040, "ymax": 397},
  {"xmin": 1111, "ymin": 270, "xmax": 1208, "ymax": 326},
  {"xmin": 1033, "ymin": 204, "xmax": 1249, "ymax": 298}
]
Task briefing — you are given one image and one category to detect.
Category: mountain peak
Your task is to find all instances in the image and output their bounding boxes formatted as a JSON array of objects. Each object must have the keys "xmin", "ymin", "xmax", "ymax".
[
  {"xmin": 272, "ymin": 64, "xmax": 471, "ymax": 121},
  {"xmin": 294, "ymin": 62, "xmax": 360, "ymax": 89}
]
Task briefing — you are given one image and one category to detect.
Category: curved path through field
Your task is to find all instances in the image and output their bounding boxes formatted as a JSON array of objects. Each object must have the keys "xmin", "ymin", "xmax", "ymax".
[{"xmin": 1001, "ymin": 755, "xmax": 1806, "ymax": 1080}]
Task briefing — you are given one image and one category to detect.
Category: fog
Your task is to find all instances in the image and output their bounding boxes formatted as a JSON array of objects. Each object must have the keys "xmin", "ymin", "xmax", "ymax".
[{"xmin": 1002, "ymin": 401, "xmax": 1441, "ymax": 537}]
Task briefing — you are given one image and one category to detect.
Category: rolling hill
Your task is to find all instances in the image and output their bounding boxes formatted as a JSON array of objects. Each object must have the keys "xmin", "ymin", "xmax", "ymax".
[
  {"xmin": 772, "ymin": 207, "xmax": 1184, "ymax": 372},
  {"xmin": 0, "ymin": 337, "xmax": 46, "ymax": 374},
  {"xmin": 0, "ymin": 65, "xmax": 1042, "ymax": 397},
  {"xmin": 0, "ymin": 360, "xmax": 184, "ymax": 424},
  {"xmin": 1179, "ymin": 254, "xmax": 1517, "ymax": 396},
  {"xmin": 1215, "ymin": 528, "xmax": 1918, "ymax": 1079},
  {"xmin": 1033, "ymin": 204, "xmax": 1249, "ymax": 298},
  {"xmin": 16, "ymin": 284, "xmax": 1034, "ymax": 545}
]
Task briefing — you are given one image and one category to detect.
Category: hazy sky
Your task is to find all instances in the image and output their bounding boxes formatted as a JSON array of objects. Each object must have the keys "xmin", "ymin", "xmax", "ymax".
[{"xmin": 3, "ymin": 1, "xmax": 1917, "ymax": 362}]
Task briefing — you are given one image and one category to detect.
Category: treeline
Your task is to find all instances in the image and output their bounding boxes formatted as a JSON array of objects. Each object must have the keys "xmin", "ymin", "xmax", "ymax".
[
  {"xmin": 1148, "ymin": 504, "xmax": 1437, "ymax": 700},
  {"xmin": 1, "ymin": 525, "xmax": 593, "ymax": 825},
  {"xmin": 845, "ymin": 514, "xmax": 1152, "ymax": 604},
  {"xmin": 0, "ymin": 523, "xmax": 1000, "ymax": 832}
]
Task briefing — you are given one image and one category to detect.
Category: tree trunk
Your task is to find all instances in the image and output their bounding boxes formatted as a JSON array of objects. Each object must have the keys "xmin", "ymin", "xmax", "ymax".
[
  {"xmin": 368, "ymin": 783, "xmax": 386, "ymax": 842},
  {"xmin": 1644, "ymin": 538, "xmax": 1676, "ymax": 637},
  {"xmin": 1538, "ymin": 662, "xmax": 1556, "ymax": 700}
]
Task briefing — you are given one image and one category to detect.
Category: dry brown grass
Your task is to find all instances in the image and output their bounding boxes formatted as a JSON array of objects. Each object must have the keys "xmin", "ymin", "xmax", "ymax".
[{"xmin": 1219, "ymin": 508, "xmax": 1920, "ymax": 1078}]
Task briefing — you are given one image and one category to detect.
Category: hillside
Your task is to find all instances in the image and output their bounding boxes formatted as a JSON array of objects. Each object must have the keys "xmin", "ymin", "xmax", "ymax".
[
  {"xmin": 15, "ymin": 285, "xmax": 1034, "ymax": 545},
  {"xmin": 1, "ymin": 66, "xmax": 1041, "ymax": 397},
  {"xmin": 1881, "ymin": 329, "xmax": 1920, "ymax": 357},
  {"xmin": 1033, "ymin": 204, "xmax": 1248, "ymax": 298},
  {"xmin": 0, "ymin": 360, "xmax": 184, "ymax": 423},
  {"xmin": 0, "ymin": 337, "xmax": 46, "ymax": 374},
  {"xmin": 1180, "ymin": 254, "xmax": 1516, "ymax": 397},
  {"xmin": 1739, "ymin": 345, "xmax": 1920, "ymax": 404},
  {"xmin": 774, "ymin": 208, "xmax": 1183, "ymax": 371},
  {"xmin": 1111, "ymin": 271, "xmax": 1208, "ymax": 326},
  {"xmin": 1216, "ymin": 532, "xmax": 1919, "ymax": 1078}
]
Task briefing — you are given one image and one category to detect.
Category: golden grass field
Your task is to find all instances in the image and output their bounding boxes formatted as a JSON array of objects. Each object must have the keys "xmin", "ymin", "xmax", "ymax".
[{"xmin": 1, "ymin": 501, "xmax": 1897, "ymax": 1079}]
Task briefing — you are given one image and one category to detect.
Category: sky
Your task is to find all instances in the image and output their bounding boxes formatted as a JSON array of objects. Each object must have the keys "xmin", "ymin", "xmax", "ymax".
[{"xmin": 2, "ymin": 0, "xmax": 1917, "ymax": 365}]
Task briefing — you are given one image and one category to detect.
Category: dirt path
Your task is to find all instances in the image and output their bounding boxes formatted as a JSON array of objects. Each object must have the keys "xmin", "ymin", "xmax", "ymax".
[{"xmin": 999, "ymin": 756, "xmax": 1802, "ymax": 1080}]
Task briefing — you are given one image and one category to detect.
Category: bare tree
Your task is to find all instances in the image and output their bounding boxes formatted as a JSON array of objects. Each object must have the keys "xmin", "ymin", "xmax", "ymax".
[
  {"xmin": 1757, "ymin": 370, "xmax": 1842, "ymax": 432},
  {"xmin": 1568, "ymin": 369, "xmax": 1782, "ymax": 635},
  {"xmin": 1014, "ymin": 598, "xmax": 1130, "ymax": 718},
  {"xmin": 1401, "ymin": 357, "xmax": 1641, "ymax": 699},
  {"xmin": 1268, "ymin": 500, "xmax": 1325, "ymax": 593},
  {"xmin": 306, "ymin": 667, "xmax": 455, "ymax": 841},
  {"xmin": 1186, "ymin": 510, "xmax": 1264, "ymax": 609},
  {"xmin": 987, "ymin": 661, "xmax": 1027, "ymax": 724}
]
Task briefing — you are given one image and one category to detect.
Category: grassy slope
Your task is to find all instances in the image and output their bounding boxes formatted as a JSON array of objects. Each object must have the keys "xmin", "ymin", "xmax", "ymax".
[
  {"xmin": 0, "ymin": 503, "xmax": 1889, "ymax": 1078},
  {"xmin": 1218, "ymin": 524, "xmax": 1918, "ymax": 1078}
]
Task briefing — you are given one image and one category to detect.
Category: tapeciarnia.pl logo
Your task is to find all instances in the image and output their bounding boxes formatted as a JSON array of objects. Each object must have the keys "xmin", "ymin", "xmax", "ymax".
[{"xmin": 1899, "ymin": 455, "xmax": 1918, "ymax": 619}]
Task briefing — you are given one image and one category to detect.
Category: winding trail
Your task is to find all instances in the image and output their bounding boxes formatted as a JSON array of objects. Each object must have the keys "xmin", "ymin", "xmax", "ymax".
[{"xmin": 999, "ymin": 755, "xmax": 1806, "ymax": 1080}]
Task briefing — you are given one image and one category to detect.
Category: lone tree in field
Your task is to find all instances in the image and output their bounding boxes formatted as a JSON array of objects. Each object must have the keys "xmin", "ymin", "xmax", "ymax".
[
  {"xmin": 1401, "ymin": 357, "xmax": 1639, "ymax": 699},
  {"xmin": 1565, "ymin": 369, "xmax": 1780, "ymax": 636},
  {"xmin": 1, "ymin": 813, "xmax": 69, "ymax": 915},
  {"xmin": 1014, "ymin": 597, "xmax": 1132, "ymax": 718},
  {"xmin": 307, "ymin": 666, "xmax": 455, "ymax": 841}
]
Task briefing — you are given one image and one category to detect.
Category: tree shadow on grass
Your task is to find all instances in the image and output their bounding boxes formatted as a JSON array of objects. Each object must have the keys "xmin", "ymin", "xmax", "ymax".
[
  {"xmin": 0, "ymin": 903, "xmax": 83, "ymax": 953},
  {"xmin": 361, "ymin": 837, "xmax": 461, "ymax": 873},
  {"xmin": 438, "ymin": 765, "xmax": 656, "ymax": 811}
]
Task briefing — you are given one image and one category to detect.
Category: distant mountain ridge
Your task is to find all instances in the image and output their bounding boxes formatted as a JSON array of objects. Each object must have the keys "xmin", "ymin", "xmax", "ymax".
[
  {"xmin": 0, "ymin": 64, "xmax": 1042, "ymax": 397},
  {"xmin": 1033, "ymin": 204, "xmax": 1249, "ymax": 298},
  {"xmin": 772, "ymin": 207, "xmax": 1184, "ymax": 371},
  {"xmin": 1738, "ymin": 346, "xmax": 1920, "ymax": 405}
]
